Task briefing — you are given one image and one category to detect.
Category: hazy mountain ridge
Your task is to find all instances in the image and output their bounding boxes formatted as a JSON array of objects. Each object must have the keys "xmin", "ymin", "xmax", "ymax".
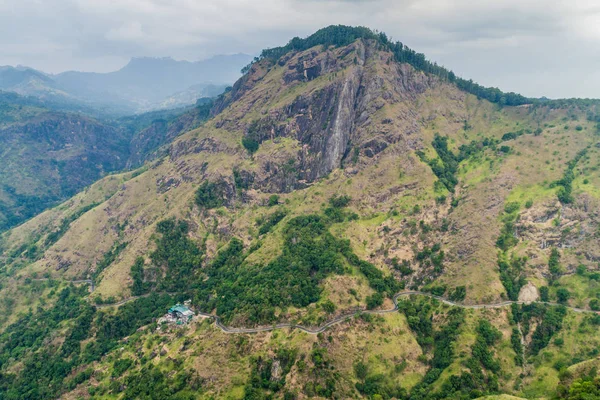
[
  {"xmin": 0, "ymin": 54, "xmax": 252, "ymax": 114},
  {"xmin": 0, "ymin": 26, "xmax": 599, "ymax": 400}
]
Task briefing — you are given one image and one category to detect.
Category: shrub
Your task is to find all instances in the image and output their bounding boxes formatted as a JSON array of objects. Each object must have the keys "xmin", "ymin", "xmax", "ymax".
[
  {"xmin": 504, "ymin": 202, "xmax": 520, "ymax": 214},
  {"xmin": 449, "ymin": 286, "xmax": 467, "ymax": 302},
  {"xmin": 195, "ymin": 181, "xmax": 225, "ymax": 209},
  {"xmin": 242, "ymin": 136, "xmax": 259, "ymax": 154},
  {"xmin": 328, "ymin": 194, "xmax": 351, "ymax": 208},
  {"xmin": 268, "ymin": 194, "xmax": 280, "ymax": 206}
]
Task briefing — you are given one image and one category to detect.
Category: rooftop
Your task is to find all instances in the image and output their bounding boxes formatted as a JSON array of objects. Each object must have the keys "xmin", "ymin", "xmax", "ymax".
[{"xmin": 169, "ymin": 304, "xmax": 194, "ymax": 316}]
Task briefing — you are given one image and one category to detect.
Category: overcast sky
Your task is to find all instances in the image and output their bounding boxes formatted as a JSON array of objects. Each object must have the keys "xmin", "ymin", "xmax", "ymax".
[{"xmin": 1, "ymin": 0, "xmax": 600, "ymax": 98}]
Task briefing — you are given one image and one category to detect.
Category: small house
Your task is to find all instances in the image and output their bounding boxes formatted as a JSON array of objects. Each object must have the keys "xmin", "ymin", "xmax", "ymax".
[{"xmin": 168, "ymin": 304, "xmax": 194, "ymax": 323}]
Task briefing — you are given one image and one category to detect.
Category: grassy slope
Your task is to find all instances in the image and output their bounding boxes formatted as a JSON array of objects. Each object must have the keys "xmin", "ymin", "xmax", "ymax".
[{"xmin": 0, "ymin": 40, "xmax": 599, "ymax": 399}]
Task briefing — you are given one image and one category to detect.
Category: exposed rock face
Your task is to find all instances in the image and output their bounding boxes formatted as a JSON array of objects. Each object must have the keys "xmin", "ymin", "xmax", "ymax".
[
  {"xmin": 214, "ymin": 39, "xmax": 439, "ymax": 193},
  {"xmin": 518, "ymin": 282, "xmax": 539, "ymax": 303}
]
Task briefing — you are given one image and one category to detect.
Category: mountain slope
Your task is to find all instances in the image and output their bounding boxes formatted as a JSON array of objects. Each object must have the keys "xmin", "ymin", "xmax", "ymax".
[
  {"xmin": 0, "ymin": 26, "xmax": 599, "ymax": 400},
  {"xmin": 0, "ymin": 110, "xmax": 130, "ymax": 231},
  {"xmin": 0, "ymin": 94, "xmax": 213, "ymax": 231}
]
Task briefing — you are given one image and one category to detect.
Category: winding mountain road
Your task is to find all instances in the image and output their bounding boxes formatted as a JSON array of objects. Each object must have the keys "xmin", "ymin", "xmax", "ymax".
[{"xmin": 93, "ymin": 289, "xmax": 599, "ymax": 335}]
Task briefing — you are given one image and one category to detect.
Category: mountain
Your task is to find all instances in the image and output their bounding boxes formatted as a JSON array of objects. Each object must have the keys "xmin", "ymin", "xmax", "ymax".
[
  {"xmin": 0, "ymin": 26, "xmax": 599, "ymax": 400},
  {"xmin": 53, "ymin": 54, "xmax": 252, "ymax": 112},
  {"xmin": 0, "ymin": 54, "xmax": 252, "ymax": 114},
  {"xmin": 0, "ymin": 65, "xmax": 53, "ymax": 92},
  {"xmin": 0, "ymin": 92, "xmax": 213, "ymax": 231}
]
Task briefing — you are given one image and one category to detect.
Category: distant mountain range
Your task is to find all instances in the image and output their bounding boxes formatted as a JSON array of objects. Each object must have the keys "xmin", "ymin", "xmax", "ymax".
[{"xmin": 0, "ymin": 54, "xmax": 253, "ymax": 114}]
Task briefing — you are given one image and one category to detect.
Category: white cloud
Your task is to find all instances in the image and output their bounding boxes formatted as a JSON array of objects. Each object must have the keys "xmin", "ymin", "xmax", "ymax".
[
  {"xmin": 0, "ymin": 0, "xmax": 599, "ymax": 97},
  {"xmin": 105, "ymin": 21, "xmax": 145, "ymax": 42}
]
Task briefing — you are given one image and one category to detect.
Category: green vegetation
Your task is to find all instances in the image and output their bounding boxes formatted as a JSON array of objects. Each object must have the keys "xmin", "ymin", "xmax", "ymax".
[
  {"xmin": 242, "ymin": 136, "xmax": 259, "ymax": 154},
  {"xmin": 195, "ymin": 181, "xmax": 227, "ymax": 209},
  {"xmin": 196, "ymin": 214, "xmax": 401, "ymax": 324},
  {"xmin": 415, "ymin": 243, "xmax": 445, "ymax": 275},
  {"xmin": 0, "ymin": 284, "xmax": 173, "ymax": 399},
  {"xmin": 323, "ymin": 194, "xmax": 358, "ymax": 223},
  {"xmin": 494, "ymin": 202, "xmax": 528, "ymax": 300},
  {"xmin": 93, "ymin": 241, "xmax": 127, "ymax": 283},
  {"xmin": 498, "ymin": 253, "xmax": 527, "ymax": 301},
  {"xmin": 267, "ymin": 194, "xmax": 280, "ymax": 206},
  {"xmin": 328, "ymin": 194, "xmax": 351, "ymax": 208},
  {"xmin": 150, "ymin": 219, "xmax": 203, "ymax": 292},
  {"xmin": 553, "ymin": 149, "xmax": 588, "ymax": 204},
  {"xmin": 241, "ymin": 118, "xmax": 276, "ymax": 154},
  {"xmin": 559, "ymin": 376, "xmax": 600, "ymax": 399},
  {"xmin": 417, "ymin": 134, "xmax": 503, "ymax": 192},
  {"xmin": 116, "ymin": 363, "xmax": 201, "ymax": 399},
  {"xmin": 512, "ymin": 303, "xmax": 567, "ymax": 356},
  {"xmin": 448, "ymin": 286, "xmax": 467, "ymax": 302},
  {"xmin": 131, "ymin": 256, "xmax": 149, "ymax": 296},
  {"xmin": 399, "ymin": 298, "xmax": 466, "ymax": 399},
  {"xmin": 549, "ymin": 247, "xmax": 564, "ymax": 283},
  {"xmin": 440, "ymin": 320, "xmax": 503, "ymax": 397},
  {"xmin": 354, "ymin": 361, "xmax": 407, "ymax": 399},
  {"xmin": 257, "ymin": 209, "xmax": 287, "ymax": 235},
  {"xmin": 417, "ymin": 134, "xmax": 460, "ymax": 192},
  {"xmin": 496, "ymin": 202, "xmax": 520, "ymax": 251},
  {"xmin": 245, "ymin": 348, "xmax": 297, "ymax": 397},
  {"xmin": 511, "ymin": 328, "xmax": 524, "ymax": 366}
]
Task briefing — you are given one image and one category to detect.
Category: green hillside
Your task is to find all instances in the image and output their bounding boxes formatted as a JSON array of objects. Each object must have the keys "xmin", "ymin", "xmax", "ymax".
[
  {"xmin": 0, "ymin": 26, "xmax": 598, "ymax": 400},
  {"xmin": 0, "ymin": 94, "xmax": 212, "ymax": 232}
]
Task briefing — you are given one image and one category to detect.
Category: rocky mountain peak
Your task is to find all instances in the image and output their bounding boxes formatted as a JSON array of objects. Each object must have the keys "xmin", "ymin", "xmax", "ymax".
[{"xmin": 206, "ymin": 37, "xmax": 442, "ymax": 192}]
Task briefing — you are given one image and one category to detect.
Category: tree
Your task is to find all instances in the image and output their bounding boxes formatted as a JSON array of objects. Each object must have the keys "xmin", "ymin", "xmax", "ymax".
[
  {"xmin": 130, "ymin": 257, "xmax": 147, "ymax": 296},
  {"xmin": 354, "ymin": 361, "xmax": 368, "ymax": 381},
  {"xmin": 564, "ymin": 377, "xmax": 600, "ymax": 399},
  {"xmin": 556, "ymin": 288, "xmax": 570, "ymax": 305},
  {"xmin": 548, "ymin": 248, "xmax": 563, "ymax": 282},
  {"xmin": 242, "ymin": 136, "xmax": 259, "ymax": 154},
  {"xmin": 195, "ymin": 181, "xmax": 225, "ymax": 209},
  {"xmin": 328, "ymin": 194, "xmax": 351, "ymax": 208},
  {"xmin": 366, "ymin": 293, "xmax": 384, "ymax": 309},
  {"xmin": 540, "ymin": 286, "xmax": 550, "ymax": 302}
]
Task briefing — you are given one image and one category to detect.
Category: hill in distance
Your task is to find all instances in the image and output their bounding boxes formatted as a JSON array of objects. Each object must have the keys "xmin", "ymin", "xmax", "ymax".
[
  {"xmin": 0, "ymin": 25, "xmax": 599, "ymax": 400},
  {"xmin": 0, "ymin": 53, "xmax": 253, "ymax": 114}
]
